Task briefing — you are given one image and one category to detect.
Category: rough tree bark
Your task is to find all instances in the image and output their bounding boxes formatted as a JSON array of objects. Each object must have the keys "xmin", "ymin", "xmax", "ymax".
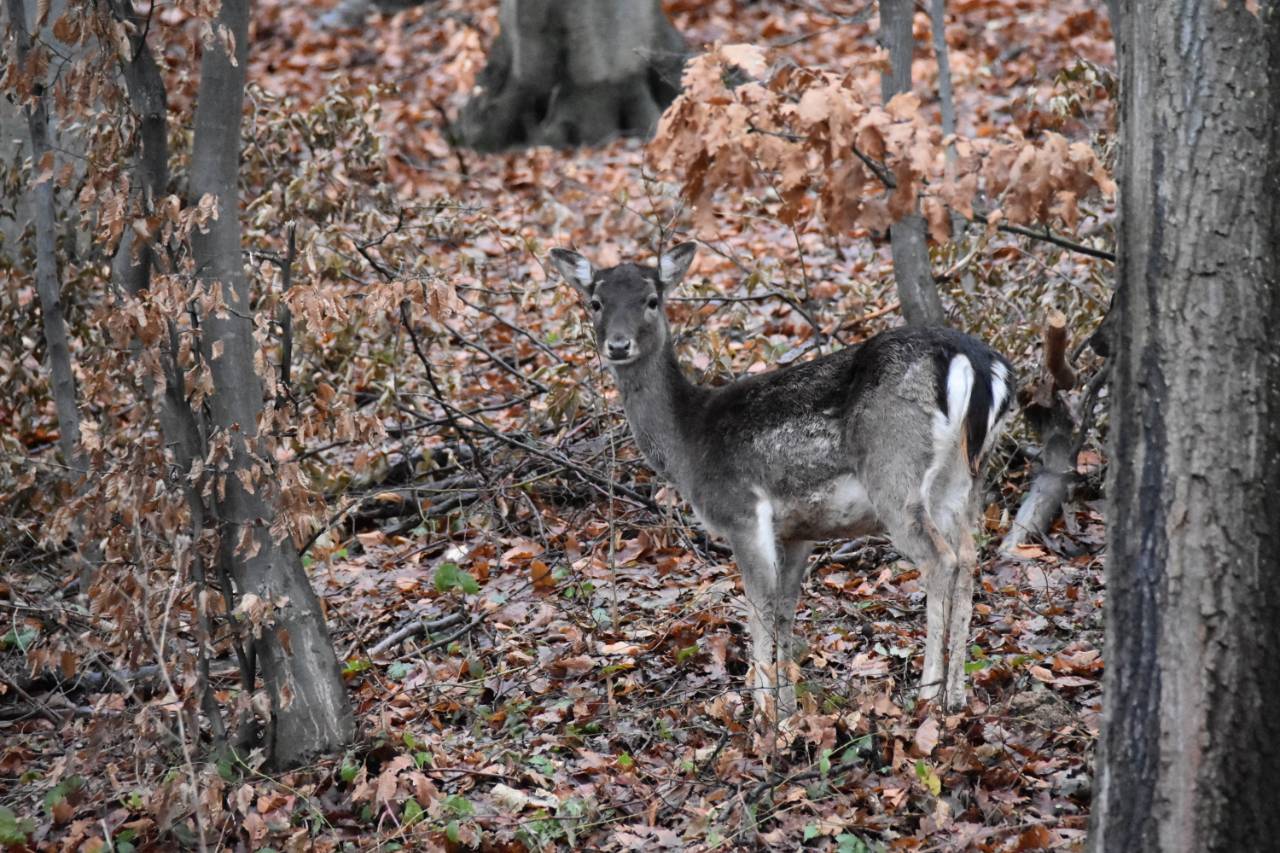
[
  {"xmin": 5, "ymin": 0, "xmax": 83, "ymax": 471},
  {"xmin": 879, "ymin": 0, "xmax": 945, "ymax": 326},
  {"xmin": 455, "ymin": 0, "xmax": 687, "ymax": 151},
  {"xmin": 1089, "ymin": 2, "xmax": 1280, "ymax": 851},
  {"xmin": 190, "ymin": 0, "xmax": 354, "ymax": 768}
]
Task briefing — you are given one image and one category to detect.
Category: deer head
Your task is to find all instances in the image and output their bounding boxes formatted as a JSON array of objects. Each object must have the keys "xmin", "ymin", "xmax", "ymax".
[{"xmin": 549, "ymin": 243, "xmax": 697, "ymax": 366}]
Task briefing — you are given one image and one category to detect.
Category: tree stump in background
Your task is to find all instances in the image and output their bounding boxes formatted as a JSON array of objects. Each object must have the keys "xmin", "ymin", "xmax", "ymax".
[
  {"xmin": 317, "ymin": 0, "xmax": 424, "ymax": 31},
  {"xmin": 454, "ymin": 0, "xmax": 687, "ymax": 152},
  {"xmin": 1001, "ymin": 309, "xmax": 1078, "ymax": 554}
]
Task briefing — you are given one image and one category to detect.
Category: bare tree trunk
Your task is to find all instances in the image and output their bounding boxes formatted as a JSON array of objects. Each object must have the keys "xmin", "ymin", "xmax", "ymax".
[
  {"xmin": 189, "ymin": 0, "xmax": 354, "ymax": 768},
  {"xmin": 105, "ymin": 2, "xmax": 209, "ymax": 496},
  {"xmin": 878, "ymin": 0, "xmax": 945, "ymax": 326},
  {"xmin": 0, "ymin": 1, "xmax": 39, "ymax": 253},
  {"xmin": 927, "ymin": 0, "xmax": 955, "ymax": 140},
  {"xmin": 1089, "ymin": 2, "xmax": 1280, "ymax": 851},
  {"xmin": 6, "ymin": 0, "xmax": 82, "ymax": 470},
  {"xmin": 109, "ymin": 0, "xmax": 168, "ymax": 301},
  {"xmin": 928, "ymin": 0, "xmax": 964, "ymax": 241},
  {"xmin": 455, "ymin": 0, "xmax": 687, "ymax": 151}
]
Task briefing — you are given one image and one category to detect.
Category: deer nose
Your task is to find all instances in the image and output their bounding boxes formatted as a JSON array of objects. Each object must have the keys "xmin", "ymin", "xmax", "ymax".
[{"xmin": 606, "ymin": 337, "xmax": 633, "ymax": 360}]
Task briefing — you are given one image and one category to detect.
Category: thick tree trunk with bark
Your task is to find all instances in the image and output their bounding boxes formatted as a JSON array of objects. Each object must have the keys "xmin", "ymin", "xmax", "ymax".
[
  {"xmin": 190, "ymin": 0, "xmax": 354, "ymax": 768},
  {"xmin": 1090, "ymin": 2, "xmax": 1280, "ymax": 851},
  {"xmin": 455, "ymin": 0, "xmax": 687, "ymax": 151},
  {"xmin": 878, "ymin": 0, "xmax": 944, "ymax": 326}
]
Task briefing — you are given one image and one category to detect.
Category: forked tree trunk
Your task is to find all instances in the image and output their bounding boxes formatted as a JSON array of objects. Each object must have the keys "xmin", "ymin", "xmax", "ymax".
[
  {"xmin": 1089, "ymin": 2, "xmax": 1280, "ymax": 850},
  {"xmin": 455, "ymin": 0, "xmax": 687, "ymax": 151},
  {"xmin": 879, "ymin": 0, "xmax": 945, "ymax": 327},
  {"xmin": 106, "ymin": 0, "xmax": 239, "ymax": 747},
  {"xmin": 190, "ymin": 0, "xmax": 354, "ymax": 768}
]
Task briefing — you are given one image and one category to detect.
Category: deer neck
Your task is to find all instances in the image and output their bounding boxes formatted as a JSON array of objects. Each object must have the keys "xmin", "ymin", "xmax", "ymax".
[{"xmin": 612, "ymin": 341, "xmax": 705, "ymax": 485}]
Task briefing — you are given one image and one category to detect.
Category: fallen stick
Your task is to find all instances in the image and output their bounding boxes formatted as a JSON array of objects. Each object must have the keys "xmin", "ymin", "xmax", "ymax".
[
  {"xmin": 369, "ymin": 612, "xmax": 469, "ymax": 656},
  {"xmin": 5, "ymin": 660, "xmax": 240, "ymax": 699}
]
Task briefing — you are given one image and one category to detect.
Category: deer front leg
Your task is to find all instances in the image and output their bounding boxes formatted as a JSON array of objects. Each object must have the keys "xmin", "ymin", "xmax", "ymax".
[
  {"xmin": 735, "ymin": 543, "xmax": 780, "ymax": 717},
  {"xmin": 728, "ymin": 524, "xmax": 785, "ymax": 720}
]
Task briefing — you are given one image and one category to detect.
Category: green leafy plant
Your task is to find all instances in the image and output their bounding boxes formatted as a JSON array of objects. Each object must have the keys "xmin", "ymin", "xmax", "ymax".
[
  {"xmin": 0, "ymin": 808, "xmax": 35, "ymax": 845},
  {"xmin": 434, "ymin": 561, "xmax": 480, "ymax": 595}
]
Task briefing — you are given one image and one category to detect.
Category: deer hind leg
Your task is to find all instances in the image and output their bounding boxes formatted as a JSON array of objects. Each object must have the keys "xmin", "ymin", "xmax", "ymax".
[
  {"xmin": 942, "ymin": 524, "xmax": 978, "ymax": 710},
  {"xmin": 938, "ymin": 485, "xmax": 985, "ymax": 709},
  {"xmin": 887, "ymin": 503, "xmax": 959, "ymax": 707}
]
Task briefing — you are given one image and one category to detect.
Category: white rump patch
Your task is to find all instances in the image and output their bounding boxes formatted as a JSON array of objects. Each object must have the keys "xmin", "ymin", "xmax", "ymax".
[
  {"xmin": 921, "ymin": 354, "xmax": 975, "ymax": 507},
  {"xmin": 944, "ymin": 354, "xmax": 976, "ymax": 429}
]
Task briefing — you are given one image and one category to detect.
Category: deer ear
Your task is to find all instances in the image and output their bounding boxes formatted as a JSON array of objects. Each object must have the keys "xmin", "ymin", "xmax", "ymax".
[
  {"xmin": 658, "ymin": 242, "xmax": 697, "ymax": 289},
  {"xmin": 549, "ymin": 249, "xmax": 595, "ymax": 297}
]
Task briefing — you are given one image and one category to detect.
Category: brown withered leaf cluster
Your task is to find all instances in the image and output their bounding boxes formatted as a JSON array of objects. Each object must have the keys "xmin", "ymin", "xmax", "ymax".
[{"xmin": 651, "ymin": 43, "xmax": 1115, "ymax": 241}]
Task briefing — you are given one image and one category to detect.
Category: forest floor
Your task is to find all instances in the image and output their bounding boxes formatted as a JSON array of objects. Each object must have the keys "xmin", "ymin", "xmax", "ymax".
[{"xmin": 1, "ymin": 0, "xmax": 1116, "ymax": 850}]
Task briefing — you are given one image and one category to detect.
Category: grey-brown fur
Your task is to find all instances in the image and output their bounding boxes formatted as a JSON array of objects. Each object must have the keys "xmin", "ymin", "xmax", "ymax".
[{"xmin": 550, "ymin": 244, "xmax": 1014, "ymax": 715}]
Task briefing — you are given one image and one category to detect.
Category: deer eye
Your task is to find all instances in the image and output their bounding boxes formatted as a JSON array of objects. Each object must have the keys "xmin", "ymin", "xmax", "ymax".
[
  {"xmin": 589, "ymin": 299, "xmax": 602, "ymax": 312},
  {"xmin": 646, "ymin": 295, "xmax": 660, "ymax": 310}
]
